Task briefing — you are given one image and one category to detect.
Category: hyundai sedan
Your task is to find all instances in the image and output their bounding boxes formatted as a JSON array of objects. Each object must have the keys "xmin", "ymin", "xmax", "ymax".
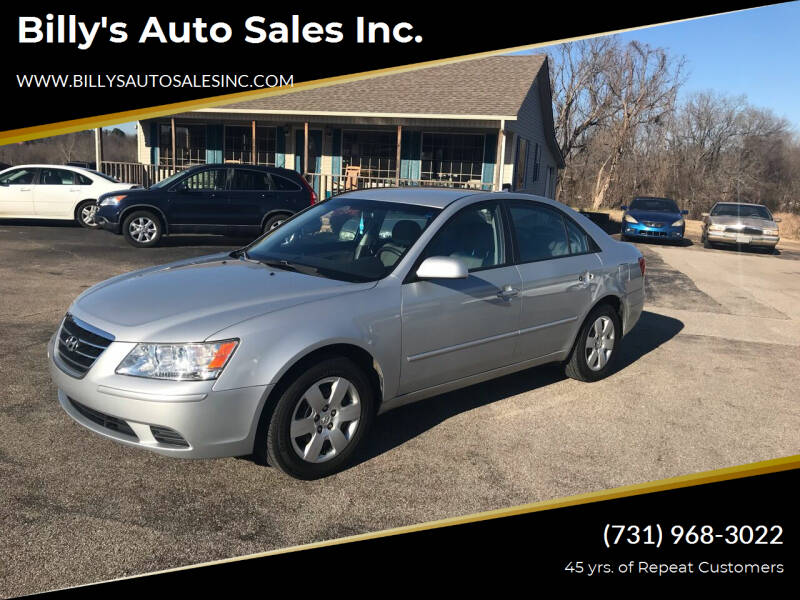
[{"xmin": 48, "ymin": 189, "xmax": 645, "ymax": 479}]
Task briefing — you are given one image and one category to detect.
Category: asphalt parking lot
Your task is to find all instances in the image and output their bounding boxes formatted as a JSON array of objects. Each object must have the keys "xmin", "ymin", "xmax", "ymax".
[{"xmin": 1, "ymin": 221, "xmax": 799, "ymax": 596}]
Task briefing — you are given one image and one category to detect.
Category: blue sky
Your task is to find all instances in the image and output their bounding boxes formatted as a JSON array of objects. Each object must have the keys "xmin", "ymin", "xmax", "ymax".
[
  {"xmin": 111, "ymin": 3, "xmax": 800, "ymax": 135},
  {"xmin": 528, "ymin": 2, "xmax": 800, "ymax": 131}
]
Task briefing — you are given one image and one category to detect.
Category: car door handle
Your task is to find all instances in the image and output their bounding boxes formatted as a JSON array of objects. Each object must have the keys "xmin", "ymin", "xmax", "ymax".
[
  {"xmin": 20, "ymin": 187, "xmax": 32, "ymax": 192},
  {"xmin": 497, "ymin": 285, "xmax": 519, "ymax": 300}
]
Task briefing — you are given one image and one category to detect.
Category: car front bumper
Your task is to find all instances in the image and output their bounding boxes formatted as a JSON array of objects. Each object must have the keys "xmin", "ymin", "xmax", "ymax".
[
  {"xmin": 706, "ymin": 230, "xmax": 779, "ymax": 248},
  {"xmin": 622, "ymin": 222, "xmax": 684, "ymax": 240},
  {"xmin": 94, "ymin": 215, "xmax": 121, "ymax": 234},
  {"xmin": 48, "ymin": 333, "xmax": 271, "ymax": 459}
]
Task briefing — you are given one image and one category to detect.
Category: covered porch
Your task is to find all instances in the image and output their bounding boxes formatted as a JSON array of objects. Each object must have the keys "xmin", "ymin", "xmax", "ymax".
[{"xmin": 114, "ymin": 113, "xmax": 515, "ymax": 193}]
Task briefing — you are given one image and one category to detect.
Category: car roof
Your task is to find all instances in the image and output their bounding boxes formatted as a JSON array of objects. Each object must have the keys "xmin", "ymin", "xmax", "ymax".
[
  {"xmin": 196, "ymin": 163, "xmax": 298, "ymax": 174},
  {"xmin": 713, "ymin": 201, "xmax": 768, "ymax": 207},
  {"xmin": 335, "ymin": 187, "xmax": 487, "ymax": 209},
  {"xmin": 3, "ymin": 164, "xmax": 88, "ymax": 171}
]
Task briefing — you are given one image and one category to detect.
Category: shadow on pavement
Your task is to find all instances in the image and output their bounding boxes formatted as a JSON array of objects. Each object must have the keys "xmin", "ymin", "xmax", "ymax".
[{"xmin": 352, "ymin": 310, "xmax": 683, "ymax": 468}]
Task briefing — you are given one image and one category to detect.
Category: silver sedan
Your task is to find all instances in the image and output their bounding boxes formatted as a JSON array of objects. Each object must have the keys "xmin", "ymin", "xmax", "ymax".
[
  {"xmin": 48, "ymin": 189, "xmax": 645, "ymax": 479},
  {"xmin": 701, "ymin": 202, "xmax": 781, "ymax": 251}
]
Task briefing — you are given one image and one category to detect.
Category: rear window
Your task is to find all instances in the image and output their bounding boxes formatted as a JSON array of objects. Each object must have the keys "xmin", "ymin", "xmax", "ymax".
[{"xmin": 272, "ymin": 174, "xmax": 301, "ymax": 191}]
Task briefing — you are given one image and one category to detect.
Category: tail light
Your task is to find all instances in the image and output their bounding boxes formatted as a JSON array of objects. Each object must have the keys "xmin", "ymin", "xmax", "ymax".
[
  {"xmin": 299, "ymin": 176, "xmax": 317, "ymax": 205},
  {"xmin": 638, "ymin": 256, "xmax": 646, "ymax": 276}
]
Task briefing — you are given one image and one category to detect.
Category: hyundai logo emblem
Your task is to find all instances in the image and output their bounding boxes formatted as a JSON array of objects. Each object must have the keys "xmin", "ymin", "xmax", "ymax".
[{"xmin": 65, "ymin": 335, "xmax": 80, "ymax": 352}]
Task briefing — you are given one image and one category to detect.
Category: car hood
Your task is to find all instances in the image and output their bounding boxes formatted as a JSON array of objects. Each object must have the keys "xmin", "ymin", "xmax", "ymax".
[
  {"xmin": 628, "ymin": 210, "xmax": 681, "ymax": 223},
  {"xmin": 708, "ymin": 215, "xmax": 777, "ymax": 229},
  {"xmin": 69, "ymin": 253, "xmax": 376, "ymax": 342}
]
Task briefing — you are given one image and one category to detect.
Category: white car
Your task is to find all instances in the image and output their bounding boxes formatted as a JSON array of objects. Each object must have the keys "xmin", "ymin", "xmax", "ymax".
[{"xmin": 0, "ymin": 164, "xmax": 137, "ymax": 228}]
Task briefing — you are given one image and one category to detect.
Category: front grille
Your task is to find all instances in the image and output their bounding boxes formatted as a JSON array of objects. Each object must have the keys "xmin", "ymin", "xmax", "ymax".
[
  {"xmin": 57, "ymin": 314, "xmax": 114, "ymax": 376},
  {"xmin": 150, "ymin": 425, "xmax": 189, "ymax": 447},
  {"xmin": 68, "ymin": 397, "xmax": 137, "ymax": 439},
  {"xmin": 725, "ymin": 226, "xmax": 762, "ymax": 235}
]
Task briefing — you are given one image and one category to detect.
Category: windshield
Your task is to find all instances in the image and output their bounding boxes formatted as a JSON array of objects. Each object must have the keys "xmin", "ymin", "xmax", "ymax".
[
  {"xmin": 150, "ymin": 170, "xmax": 187, "ymax": 190},
  {"xmin": 244, "ymin": 197, "xmax": 441, "ymax": 282},
  {"xmin": 711, "ymin": 203, "xmax": 772, "ymax": 220},
  {"xmin": 85, "ymin": 169, "xmax": 120, "ymax": 183},
  {"xmin": 630, "ymin": 197, "xmax": 679, "ymax": 213}
]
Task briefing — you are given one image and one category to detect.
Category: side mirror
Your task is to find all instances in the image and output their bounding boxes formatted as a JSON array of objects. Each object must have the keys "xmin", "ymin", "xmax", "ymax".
[
  {"xmin": 416, "ymin": 256, "xmax": 468, "ymax": 280},
  {"xmin": 681, "ymin": 210, "xmax": 689, "ymax": 215},
  {"xmin": 620, "ymin": 205, "xmax": 628, "ymax": 211},
  {"xmin": 774, "ymin": 217, "xmax": 782, "ymax": 223}
]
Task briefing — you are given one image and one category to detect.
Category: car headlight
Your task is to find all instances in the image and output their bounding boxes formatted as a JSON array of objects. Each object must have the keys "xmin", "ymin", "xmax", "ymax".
[
  {"xmin": 763, "ymin": 228, "xmax": 779, "ymax": 237},
  {"xmin": 624, "ymin": 214, "xmax": 638, "ymax": 223},
  {"xmin": 116, "ymin": 340, "xmax": 238, "ymax": 381},
  {"xmin": 671, "ymin": 218, "xmax": 684, "ymax": 227},
  {"xmin": 709, "ymin": 224, "xmax": 725, "ymax": 231},
  {"xmin": 100, "ymin": 194, "xmax": 127, "ymax": 206}
]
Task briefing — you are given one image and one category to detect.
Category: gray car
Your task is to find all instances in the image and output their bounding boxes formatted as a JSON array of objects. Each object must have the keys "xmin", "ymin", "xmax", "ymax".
[
  {"xmin": 701, "ymin": 202, "xmax": 781, "ymax": 251},
  {"xmin": 48, "ymin": 189, "xmax": 645, "ymax": 479}
]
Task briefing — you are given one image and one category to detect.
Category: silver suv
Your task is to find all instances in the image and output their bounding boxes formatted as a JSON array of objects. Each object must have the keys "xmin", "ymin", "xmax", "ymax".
[{"xmin": 48, "ymin": 189, "xmax": 645, "ymax": 479}]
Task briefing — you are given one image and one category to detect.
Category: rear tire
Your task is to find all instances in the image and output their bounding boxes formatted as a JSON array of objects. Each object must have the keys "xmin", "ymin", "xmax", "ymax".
[
  {"xmin": 75, "ymin": 200, "xmax": 100, "ymax": 229},
  {"xmin": 263, "ymin": 213, "xmax": 291, "ymax": 234},
  {"xmin": 565, "ymin": 303, "xmax": 621, "ymax": 382},
  {"xmin": 255, "ymin": 356, "xmax": 375, "ymax": 479},
  {"xmin": 123, "ymin": 210, "xmax": 163, "ymax": 247}
]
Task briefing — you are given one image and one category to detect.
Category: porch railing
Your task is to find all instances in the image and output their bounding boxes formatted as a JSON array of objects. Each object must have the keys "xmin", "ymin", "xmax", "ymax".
[
  {"xmin": 100, "ymin": 161, "xmax": 491, "ymax": 193},
  {"xmin": 101, "ymin": 161, "xmax": 185, "ymax": 187},
  {"xmin": 303, "ymin": 173, "xmax": 489, "ymax": 199}
]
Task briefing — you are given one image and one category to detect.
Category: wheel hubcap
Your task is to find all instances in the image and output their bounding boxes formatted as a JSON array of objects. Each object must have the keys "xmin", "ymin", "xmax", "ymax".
[
  {"xmin": 81, "ymin": 205, "xmax": 98, "ymax": 225},
  {"xmin": 269, "ymin": 219, "xmax": 284, "ymax": 231},
  {"xmin": 290, "ymin": 376, "xmax": 361, "ymax": 464},
  {"xmin": 129, "ymin": 217, "xmax": 157, "ymax": 242},
  {"xmin": 585, "ymin": 316, "xmax": 615, "ymax": 371}
]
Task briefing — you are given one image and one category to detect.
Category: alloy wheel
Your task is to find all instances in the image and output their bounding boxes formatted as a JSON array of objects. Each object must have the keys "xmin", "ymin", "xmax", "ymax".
[
  {"xmin": 129, "ymin": 217, "xmax": 157, "ymax": 243},
  {"xmin": 289, "ymin": 376, "xmax": 362, "ymax": 463},
  {"xmin": 585, "ymin": 316, "xmax": 615, "ymax": 371},
  {"xmin": 81, "ymin": 204, "xmax": 98, "ymax": 226}
]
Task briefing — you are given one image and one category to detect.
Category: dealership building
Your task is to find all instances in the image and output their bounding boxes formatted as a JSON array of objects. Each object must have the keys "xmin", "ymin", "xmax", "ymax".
[{"xmin": 132, "ymin": 54, "xmax": 563, "ymax": 197}]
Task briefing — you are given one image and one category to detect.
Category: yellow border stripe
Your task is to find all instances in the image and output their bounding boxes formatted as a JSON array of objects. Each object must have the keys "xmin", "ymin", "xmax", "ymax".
[
  {"xmin": 0, "ymin": 7, "xmax": 758, "ymax": 145},
  {"xmin": 72, "ymin": 453, "xmax": 797, "ymax": 589}
]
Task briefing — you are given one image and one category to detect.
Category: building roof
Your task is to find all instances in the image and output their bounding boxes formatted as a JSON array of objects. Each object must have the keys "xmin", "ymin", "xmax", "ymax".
[{"xmin": 222, "ymin": 55, "xmax": 548, "ymax": 118}]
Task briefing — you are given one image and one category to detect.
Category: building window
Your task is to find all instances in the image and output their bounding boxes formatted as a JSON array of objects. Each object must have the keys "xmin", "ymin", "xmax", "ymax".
[
  {"xmin": 531, "ymin": 143, "xmax": 542, "ymax": 182},
  {"xmin": 224, "ymin": 126, "xmax": 277, "ymax": 165},
  {"xmin": 341, "ymin": 130, "xmax": 397, "ymax": 180},
  {"xmin": 514, "ymin": 137, "xmax": 529, "ymax": 190},
  {"xmin": 159, "ymin": 123, "xmax": 206, "ymax": 167},
  {"xmin": 421, "ymin": 133, "xmax": 484, "ymax": 186}
]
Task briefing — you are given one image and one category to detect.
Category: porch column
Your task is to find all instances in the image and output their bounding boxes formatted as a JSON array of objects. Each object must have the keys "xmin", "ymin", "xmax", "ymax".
[
  {"xmin": 395, "ymin": 125, "xmax": 402, "ymax": 186},
  {"xmin": 494, "ymin": 119, "xmax": 506, "ymax": 191},
  {"xmin": 94, "ymin": 128, "xmax": 103, "ymax": 171},
  {"xmin": 251, "ymin": 120, "xmax": 257, "ymax": 164},
  {"xmin": 303, "ymin": 122, "xmax": 309, "ymax": 175},
  {"xmin": 170, "ymin": 117, "xmax": 176, "ymax": 171}
]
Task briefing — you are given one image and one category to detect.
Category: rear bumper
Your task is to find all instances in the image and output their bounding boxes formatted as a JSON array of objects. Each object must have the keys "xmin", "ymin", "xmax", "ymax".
[
  {"xmin": 48, "ymin": 333, "xmax": 271, "ymax": 459},
  {"xmin": 707, "ymin": 231, "xmax": 778, "ymax": 247}
]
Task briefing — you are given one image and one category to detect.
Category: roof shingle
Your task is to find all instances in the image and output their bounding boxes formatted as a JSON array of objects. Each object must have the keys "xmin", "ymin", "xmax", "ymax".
[{"xmin": 223, "ymin": 55, "xmax": 547, "ymax": 116}]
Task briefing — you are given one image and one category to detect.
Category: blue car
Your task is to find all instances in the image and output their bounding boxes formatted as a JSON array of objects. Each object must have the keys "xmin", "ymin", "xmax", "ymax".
[{"xmin": 620, "ymin": 197, "xmax": 688, "ymax": 243}]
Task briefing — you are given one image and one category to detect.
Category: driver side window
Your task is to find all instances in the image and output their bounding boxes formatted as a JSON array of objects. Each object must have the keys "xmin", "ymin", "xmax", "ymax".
[{"xmin": 423, "ymin": 202, "xmax": 506, "ymax": 271}]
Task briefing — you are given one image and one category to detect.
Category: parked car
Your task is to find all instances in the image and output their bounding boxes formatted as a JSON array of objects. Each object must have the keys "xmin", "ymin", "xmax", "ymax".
[
  {"xmin": 620, "ymin": 196, "xmax": 688, "ymax": 242},
  {"xmin": 701, "ymin": 202, "xmax": 780, "ymax": 252},
  {"xmin": 94, "ymin": 164, "xmax": 316, "ymax": 247},
  {"xmin": 48, "ymin": 189, "xmax": 645, "ymax": 479},
  {"xmin": 0, "ymin": 164, "xmax": 137, "ymax": 228}
]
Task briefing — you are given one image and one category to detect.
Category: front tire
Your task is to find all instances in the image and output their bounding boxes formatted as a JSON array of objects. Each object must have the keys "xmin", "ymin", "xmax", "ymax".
[
  {"xmin": 564, "ymin": 304, "xmax": 621, "ymax": 382},
  {"xmin": 76, "ymin": 200, "xmax": 100, "ymax": 229},
  {"xmin": 257, "ymin": 357, "xmax": 375, "ymax": 479},
  {"xmin": 123, "ymin": 210, "xmax": 163, "ymax": 247}
]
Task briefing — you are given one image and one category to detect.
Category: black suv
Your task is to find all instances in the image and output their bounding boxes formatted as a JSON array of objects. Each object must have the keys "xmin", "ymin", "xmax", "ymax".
[{"xmin": 95, "ymin": 164, "xmax": 316, "ymax": 247}]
